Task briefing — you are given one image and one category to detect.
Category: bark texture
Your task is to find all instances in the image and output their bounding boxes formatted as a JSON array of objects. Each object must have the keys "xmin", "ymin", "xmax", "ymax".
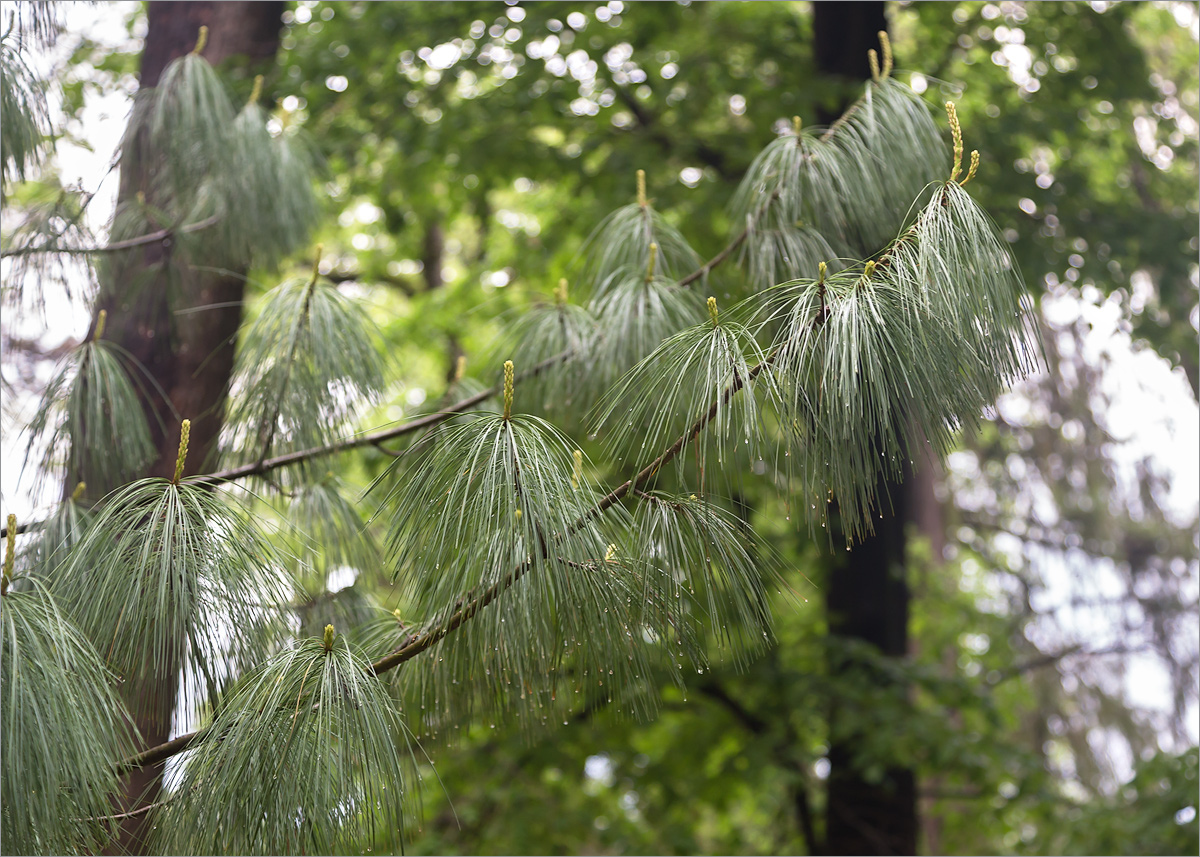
[{"xmin": 98, "ymin": 4, "xmax": 284, "ymax": 852}]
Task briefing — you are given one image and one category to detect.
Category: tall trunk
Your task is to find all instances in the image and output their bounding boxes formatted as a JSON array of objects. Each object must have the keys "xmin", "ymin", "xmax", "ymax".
[
  {"xmin": 96, "ymin": 4, "xmax": 284, "ymax": 851},
  {"xmin": 811, "ymin": 3, "xmax": 920, "ymax": 855}
]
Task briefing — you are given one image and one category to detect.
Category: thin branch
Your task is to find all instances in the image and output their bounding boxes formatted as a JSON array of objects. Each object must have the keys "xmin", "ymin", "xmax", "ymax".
[
  {"xmin": 192, "ymin": 350, "xmax": 569, "ymax": 487},
  {"xmin": 1, "ymin": 214, "xmax": 221, "ymax": 258},
  {"xmin": 676, "ymin": 191, "xmax": 778, "ymax": 288},
  {"xmin": 987, "ymin": 644, "xmax": 1144, "ymax": 684},
  {"xmin": 697, "ymin": 680, "xmax": 769, "ymax": 734},
  {"xmin": 75, "ymin": 797, "xmax": 172, "ymax": 823}
]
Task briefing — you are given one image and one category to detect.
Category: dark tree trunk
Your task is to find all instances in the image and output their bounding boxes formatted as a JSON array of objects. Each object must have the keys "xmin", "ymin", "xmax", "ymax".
[
  {"xmin": 823, "ymin": 466, "xmax": 918, "ymax": 856},
  {"xmin": 812, "ymin": 2, "xmax": 888, "ymax": 124},
  {"xmin": 97, "ymin": 4, "xmax": 284, "ymax": 852},
  {"xmin": 810, "ymin": 3, "xmax": 920, "ymax": 855}
]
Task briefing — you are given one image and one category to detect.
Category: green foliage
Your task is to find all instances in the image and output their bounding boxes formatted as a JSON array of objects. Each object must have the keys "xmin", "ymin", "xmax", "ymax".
[
  {"xmin": 0, "ymin": 30, "xmax": 50, "ymax": 188},
  {"xmin": 20, "ymin": 486, "xmax": 93, "ymax": 578},
  {"xmin": 287, "ymin": 471, "xmax": 380, "ymax": 581},
  {"xmin": 589, "ymin": 272, "xmax": 705, "ymax": 390},
  {"xmin": 761, "ymin": 191, "xmax": 1038, "ymax": 539},
  {"xmin": 3, "ymin": 3, "xmax": 1195, "ymax": 855},
  {"xmin": 621, "ymin": 492, "xmax": 776, "ymax": 664},
  {"xmin": 1, "ymin": 578, "xmax": 138, "ymax": 855},
  {"xmin": 595, "ymin": 297, "xmax": 774, "ymax": 481},
  {"xmin": 120, "ymin": 43, "xmax": 320, "ymax": 269},
  {"xmin": 731, "ymin": 78, "xmax": 946, "ymax": 286},
  {"xmin": 23, "ymin": 335, "xmax": 157, "ymax": 494},
  {"xmin": 381, "ymin": 408, "xmax": 657, "ymax": 724},
  {"xmin": 487, "ymin": 289, "xmax": 599, "ymax": 417},
  {"xmin": 583, "ymin": 198, "xmax": 701, "ymax": 296},
  {"xmin": 153, "ymin": 633, "xmax": 416, "ymax": 855},
  {"xmin": 1051, "ymin": 748, "xmax": 1199, "ymax": 856},
  {"xmin": 225, "ymin": 97, "xmax": 322, "ymax": 265},
  {"xmin": 225, "ymin": 270, "xmax": 386, "ymax": 464},
  {"xmin": 49, "ymin": 476, "xmax": 292, "ymax": 720},
  {"xmin": 901, "ymin": 0, "xmax": 1199, "ymax": 393}
]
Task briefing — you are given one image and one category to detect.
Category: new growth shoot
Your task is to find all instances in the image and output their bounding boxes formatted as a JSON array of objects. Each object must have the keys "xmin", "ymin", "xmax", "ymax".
[
  {"xmin": 637, "ymin": 169, "xmax": 647, "ymax": 208},
  {"xmin": 93, "ymin": 309, "xmax": 106, "ymax": 341},
  {"xmin": 707, "ymin": 296, "xmax": 719, "ymax": 327},
  {"xmin": 323, "ymin": 623, "xmax": 335, "ymax": 651},
  {"xmin": 868, "ymin": 31, "xmax": 893, "ymax": 83},
  {"xmin": 248, "ymin": 74, "xmax": 263, "ymax": 108},
  {"xmin": 645, "ymin": 242, "xmax": 658, "ymax": 283},
  {"xmin": 191, "ymin": 25, "xmax": 208, "ymax": 56},
  {"xmin": 173, "ymin": 419, "xmax": 191, "ymax": 484},
  {"xmin": 861, "ymin": 260, "xmax": 876, "ymax": 289},
  {"xmin": 945, "ymin": 101, "xmax": 979, "ymax": 186},
  {"xmin": 2, "ymin": 514, "xmax": 14, "ymax": 595},
  {"xmin": 503, "ymin": 360, "xmax": 514, "ymax": 420},
  {"xmin": 554, "ymin": 278, "xmax": 568, "ymax": 305},
  {"xmin": 309, "ymin": 243, "xmax": 323, "ymax": 286}
]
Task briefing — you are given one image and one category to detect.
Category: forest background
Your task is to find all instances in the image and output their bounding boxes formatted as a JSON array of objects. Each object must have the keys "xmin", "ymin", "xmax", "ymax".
[{"xmin": 1, "ymin": 1, "xmax": 1197, "ymax": 854}]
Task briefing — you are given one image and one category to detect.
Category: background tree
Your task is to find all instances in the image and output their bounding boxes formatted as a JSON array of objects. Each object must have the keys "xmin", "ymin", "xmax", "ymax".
[{"xmin": 2, "ymin": 2, "xmax": 1196, "ymax": 856}]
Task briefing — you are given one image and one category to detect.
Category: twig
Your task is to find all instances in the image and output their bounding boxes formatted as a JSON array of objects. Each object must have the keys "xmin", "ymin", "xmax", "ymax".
[
  {"xmin": 75, "ymin": 797, "xmax": 172, "ymax": 823},
  {"xmin": 677, "ymin": 191, "xmax": 779, "ymax": 288},
  {"xmin": 192, "ymin": 350, "xmax": 569, "ymax": 487},
  {"xmin": 1, "ymin": 215, "xmax": 221, "ymax": 258}
]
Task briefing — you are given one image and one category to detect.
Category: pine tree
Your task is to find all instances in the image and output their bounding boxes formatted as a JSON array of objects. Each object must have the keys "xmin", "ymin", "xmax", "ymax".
[{"xmin": 1, "ymin": 9, "xmax": 1039, "ymax": 855}]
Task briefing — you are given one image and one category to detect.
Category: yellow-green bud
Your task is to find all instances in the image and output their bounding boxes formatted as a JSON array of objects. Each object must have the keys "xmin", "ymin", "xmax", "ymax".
[
  {"xmin": 192, "ymin": 25, "xmax": 208, "ymax": 56},
  {"xmin": 946, "ymin": 102, "xmax": 964, "ymax": 182},
  {"xmin": 393, "ymin": 608, "xmax": 404, "ymax": 623},
  {"xmin": 455, "ymin": 354, "xmax": 467, "ymax": 381},
  {"xmin": 862, "ymin": 260, "xmax": 876, "ymax": 283},
  {"xmin": 248, "ymin": 74, "xmax": 263, "ymax": 108},
  {"xmin": 4, "ymin": 514, "xmax": 16, "ymax": 583},
  {"xmin": 707, "ymin": 296, "xmax": 719, "ymax": 327},
  {"xmin": 71, "ymin": 482, "xmax": 86, "ymax": 502},
  {"xmin": 868, "ymin": 49, "xmax": 880, "ymax": 83},
  {"xmin": 310, "ymin": 243, "xmax": 323, "ymax": 285},
  {"xmin": 94, "ymin": 309, "xmax": 107, "ymax": 341},
  {"xmin": 554, "ymin": 278, "xmax": 568, "ymax": 305},
  {"xmin": 645, "ymin": 243, "xmax": 658, "ymax": 283},
  {"xmin": 878, "ymin": 31, "xmax": 893, "ymax": 79},
  {"xmin": 604, "ymin": 544, "xmax": 616, "ymax": 563},
  {"xmin": 323, "ymin": 623, "xmax": 335, "ymax": 651},
  {"xmin": 572, "ymin": 449, "xmax": 583, "ymax": 489},
  {"xmin": 514, "ymin": 508, "xmax": 522, "ymax": 522},
  {"xmin": 793, "ymin": 116, "xmax": 802, "ymax": 137},
  {"xmin": 636, "ymin": 169, "xmax": 646, "ymax": 207},
  {"xmin": 173, "ymin": 419, "xmax": 191, "ymax": 484},
  {"xmin": 502, "ymin": 360, "xmax": 514, "ymax": 420},
  {"xmin": 961, "ymin": 150, "xmax": 980, "ymax": 186}
]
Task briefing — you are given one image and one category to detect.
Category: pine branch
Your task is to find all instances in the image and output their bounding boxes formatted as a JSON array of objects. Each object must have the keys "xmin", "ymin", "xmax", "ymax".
[
  {"xmin": 119, "ymin": 354, "xmax": 770, "ymax": 773},
  {"xmin": 0, "ymin": 214, "xmax": 221, "ymax": 257},
  {"xmin": 196, "ymin": 350, "xmax": 569, "ymax": 486}
]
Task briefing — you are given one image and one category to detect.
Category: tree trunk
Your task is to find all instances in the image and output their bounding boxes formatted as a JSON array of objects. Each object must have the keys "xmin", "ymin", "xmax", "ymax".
[
  {"xmin": 811, "ymin": 3, "xmax": 920, "ymax": 855},
  {"xmin": 97, "ymin": 4, "xmax": 284, "ymax": 852}
]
